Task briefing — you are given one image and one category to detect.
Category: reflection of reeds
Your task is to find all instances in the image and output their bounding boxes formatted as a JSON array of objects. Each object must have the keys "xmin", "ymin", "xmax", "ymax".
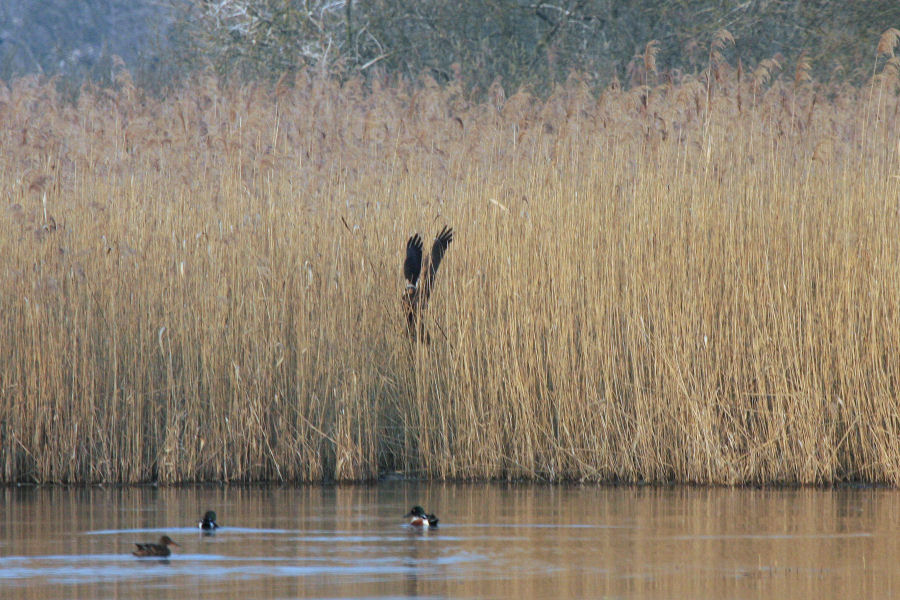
[{"xmin": 2, "ymin": 38, "xmax": 900, "ymax": 484}]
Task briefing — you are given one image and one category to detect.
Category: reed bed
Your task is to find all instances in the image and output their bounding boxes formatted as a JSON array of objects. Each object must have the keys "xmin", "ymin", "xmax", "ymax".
[{"xmin": 2, "ymin": 48, "xmax": 900, "ymax": 484}]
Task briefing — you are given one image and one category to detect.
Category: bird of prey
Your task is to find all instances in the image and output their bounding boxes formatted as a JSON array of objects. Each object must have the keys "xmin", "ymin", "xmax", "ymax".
[{"xmin": 402, "ymin": 226, "xmax": 454, "ymax": 340}]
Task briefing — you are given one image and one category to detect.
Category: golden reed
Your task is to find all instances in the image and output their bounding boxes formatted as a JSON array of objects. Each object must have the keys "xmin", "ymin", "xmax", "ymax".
[{"xmin": 2, "ymin": 38, "xmax": 900, "ymax": 484}]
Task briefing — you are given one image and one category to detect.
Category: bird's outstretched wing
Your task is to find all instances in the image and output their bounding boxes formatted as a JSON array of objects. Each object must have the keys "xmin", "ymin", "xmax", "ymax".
[
  {"xmin": 404, "ymin": 234, "xmax": 424, "ymax": 285},
  {"xmin": 428, "ymin": 226, "xmax": 454, "ymax": 279}
]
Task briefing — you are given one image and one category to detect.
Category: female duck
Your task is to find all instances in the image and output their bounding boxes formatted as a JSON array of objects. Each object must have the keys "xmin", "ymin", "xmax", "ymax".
[{"xmin": 132, "ymin": 536, "xmax": 180, "ymax": 557}]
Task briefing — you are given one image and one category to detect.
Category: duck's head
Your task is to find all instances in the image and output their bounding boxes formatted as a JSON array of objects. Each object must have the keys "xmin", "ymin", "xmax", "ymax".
[
  {"xmin": 405, "ymin": 505, "xmax": 427, "ymax": 518},
  {"xmin": 202, "ymin": 510, "xmax": 217, "ymax": 523},
  {"xmin": 159, "ymin": 536, "xmax": 179, "ymax": 547}
]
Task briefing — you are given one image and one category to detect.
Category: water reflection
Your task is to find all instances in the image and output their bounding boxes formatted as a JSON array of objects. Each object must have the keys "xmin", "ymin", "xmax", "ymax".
[{"xmin": 0, "ymin": 484, "xmax": 897, "ymax": 598}]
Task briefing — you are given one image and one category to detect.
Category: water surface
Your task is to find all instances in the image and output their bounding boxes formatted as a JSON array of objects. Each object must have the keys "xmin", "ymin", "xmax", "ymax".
[{"xmin": 1, "ymin": 483, "xmax": 897, "ymax": 598}]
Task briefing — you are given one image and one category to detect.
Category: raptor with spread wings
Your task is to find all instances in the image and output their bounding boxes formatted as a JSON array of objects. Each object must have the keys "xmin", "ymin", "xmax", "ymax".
[{"xmin": 402, "ymin": 226, "xmax": 454, "ymax": 340}]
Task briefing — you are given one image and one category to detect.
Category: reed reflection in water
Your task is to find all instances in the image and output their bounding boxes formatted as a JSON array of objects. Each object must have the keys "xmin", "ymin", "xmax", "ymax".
[{"xmin": 0, "ymin": 484, "xmax": 897, "ymax": 598}]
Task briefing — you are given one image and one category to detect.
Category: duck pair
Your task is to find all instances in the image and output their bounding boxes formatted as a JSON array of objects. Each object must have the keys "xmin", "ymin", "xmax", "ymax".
[
  {"xmin": 134, "ymin": 507, "xmax": 437, "ymax": 557},
  {"xmin": 132, "ymin": 510, "xmax": 219, "ymax": 557}
]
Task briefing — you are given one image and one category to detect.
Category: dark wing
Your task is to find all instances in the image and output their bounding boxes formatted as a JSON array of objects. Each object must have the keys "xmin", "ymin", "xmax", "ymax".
[
  {"xmin": 132, "ymin": 543, "xmax": 150, "ymax": 555},
  {"xmin": 404, "ymin": 234, "xmax": 424, "ymax": 285},
  {"xmin": 428, "ymin": 226, "xmax": 454, "ymax": 278}
]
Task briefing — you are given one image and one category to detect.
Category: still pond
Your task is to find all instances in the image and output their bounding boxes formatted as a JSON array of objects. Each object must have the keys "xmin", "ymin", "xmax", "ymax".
[{"xmin": 1, "ymin": 483, "xmax": 897, "ymax": 598}]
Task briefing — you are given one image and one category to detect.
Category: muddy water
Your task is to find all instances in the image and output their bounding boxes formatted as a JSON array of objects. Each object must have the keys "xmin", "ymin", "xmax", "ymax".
[{"xmin": 0, "ymin": 483, "xmax": 897, "ymax": 599}]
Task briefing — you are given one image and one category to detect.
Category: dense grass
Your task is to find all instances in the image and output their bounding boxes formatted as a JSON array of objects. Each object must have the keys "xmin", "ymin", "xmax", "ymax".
[{"xmin": 2, "ymin": 45, "xmax": 900, "ymax": 484}]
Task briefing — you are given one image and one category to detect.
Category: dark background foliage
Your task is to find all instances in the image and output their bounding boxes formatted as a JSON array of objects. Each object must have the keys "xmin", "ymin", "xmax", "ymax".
[{"xmin": 1, "ymin": 1, "xmax": 898, "ymax": 95}]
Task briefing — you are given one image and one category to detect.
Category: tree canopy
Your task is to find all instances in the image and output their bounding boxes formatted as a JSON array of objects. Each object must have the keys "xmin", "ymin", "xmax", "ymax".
[{"xmin": 1, "ymin": 1, "xmax": 898, "ymax": 93}]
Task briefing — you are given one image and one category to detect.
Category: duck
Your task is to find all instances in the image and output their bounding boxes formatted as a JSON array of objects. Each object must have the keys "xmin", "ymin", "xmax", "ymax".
[
  {"xmin": 132, "ymin": 535, "xmax": 179, "ymax": 557},
  {"xmin": 402, "ymin": 226, "xmax": 454, "ymax": 341},
  {"xmin": 405, "ymin": 505, "xmax": 439, "ymax": 528},
  {"xmin": 198, "ymin": 510, "xmax": 219, "ymax": 531}
]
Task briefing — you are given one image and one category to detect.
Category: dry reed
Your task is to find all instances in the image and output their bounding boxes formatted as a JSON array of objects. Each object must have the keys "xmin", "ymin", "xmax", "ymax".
[{"xmin": 2, "ymin": 46, "xmax": 900, "ymax": 484}]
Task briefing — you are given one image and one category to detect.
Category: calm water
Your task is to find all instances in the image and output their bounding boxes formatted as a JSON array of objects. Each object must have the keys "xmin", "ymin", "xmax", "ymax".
[{"xmin": 1, "ymin": 483, "xmax": 898, "ymax": 599}]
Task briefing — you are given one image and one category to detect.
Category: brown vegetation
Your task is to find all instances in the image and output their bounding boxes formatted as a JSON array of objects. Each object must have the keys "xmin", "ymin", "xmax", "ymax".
[{"xmin": 2, "ymin": 39, "xmax": 900, "ymax": 484}]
